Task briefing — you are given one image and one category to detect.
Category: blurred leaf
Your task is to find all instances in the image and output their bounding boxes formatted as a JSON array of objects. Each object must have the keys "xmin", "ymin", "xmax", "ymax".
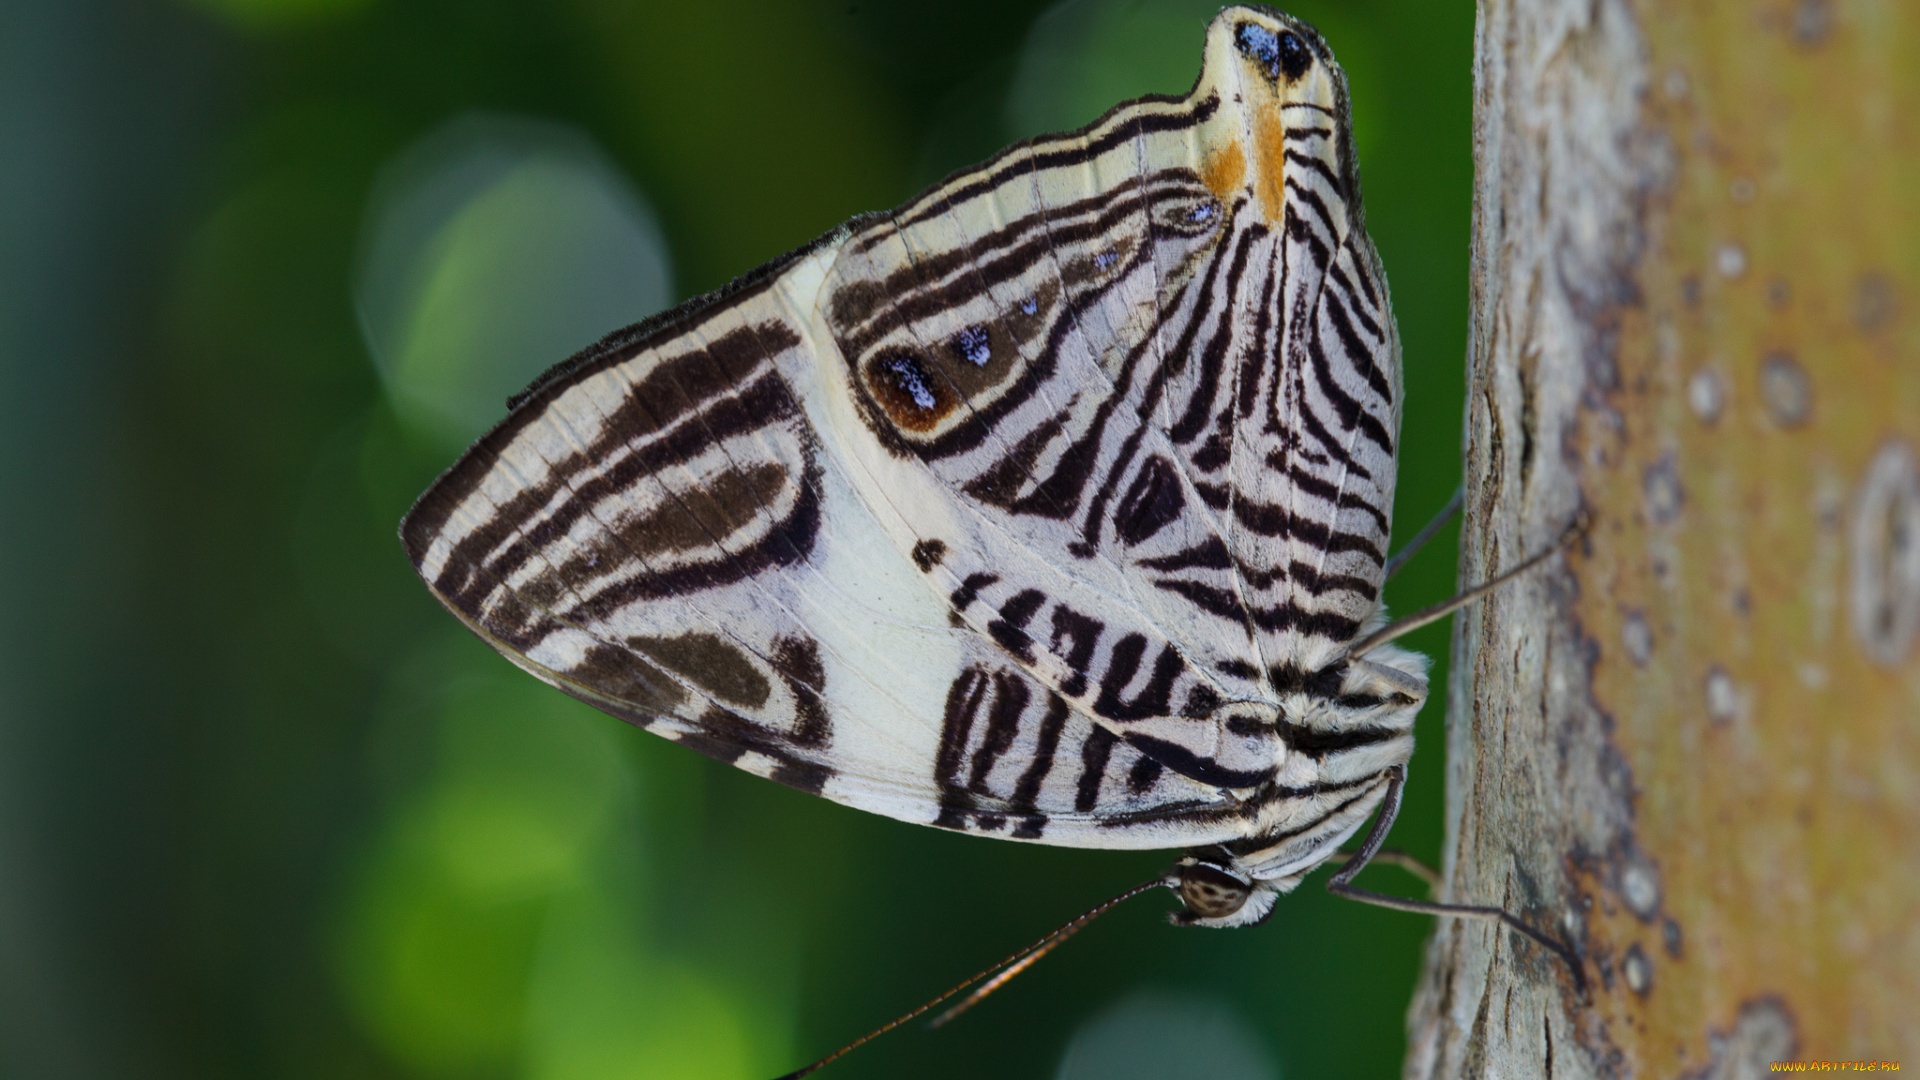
[
  {"xmin": 563, "ymin": 0, "xmax": 911, "ymax": 291},
  {"xmin": 1053, "ymin": 989, "xmax": 1278, "ymax": 1080},
  {"xmin": 427, "ymin": 674, "xmax": 630, "ymax": 899},
  {"xmin": 180, "ymin": 0, "xmax": 372, "ymax": 33},
  {"xmin": 293, "ymin": 410, "xmax": 443, "ymax": 669},
  {"xmin": 338, "ymin": 844, "xmax": 547, "ymax": 1074},
  {"xmin": 354, "ymin": 115, "xmax": 673, "ymax": 448},
  {"xmin": 525, "ymin": 894, "xmax": 771, "ymax": 1080},
  {"xmin": 335, "ymin": 657, "xmax": 638, "ymax": 1073},
  {"xmin": 1006, "ymin": 0, "xmax": 1224, "ymax": 138}
]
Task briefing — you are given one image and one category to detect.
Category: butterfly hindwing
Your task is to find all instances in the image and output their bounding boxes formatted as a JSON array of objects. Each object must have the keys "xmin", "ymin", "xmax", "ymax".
[
  {"xmin": 402, "ymin": 252, "xmax": 866, "ymax": 790},
  {"xmin": 400, "ymin": 228, "xmax": 1263, "ymax": 845}
]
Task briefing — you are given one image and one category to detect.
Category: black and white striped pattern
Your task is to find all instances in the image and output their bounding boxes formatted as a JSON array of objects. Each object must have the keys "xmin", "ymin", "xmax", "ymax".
[{"xmin": 403, "ymin": 7, "xmax": 1423, "ymax": 922}]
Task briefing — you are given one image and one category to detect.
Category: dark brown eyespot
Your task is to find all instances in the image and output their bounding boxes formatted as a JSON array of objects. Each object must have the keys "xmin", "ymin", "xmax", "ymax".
[
  {"xmin": 865, "ymin": 348, "xmax": 957, "ymax": 431},
  {"xmin": 1176, "ymin": 861, "xmax": 1252, "ymax": 919}
]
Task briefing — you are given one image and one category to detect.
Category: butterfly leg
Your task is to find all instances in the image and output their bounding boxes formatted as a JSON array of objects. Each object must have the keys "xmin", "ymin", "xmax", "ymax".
[
  {"xmin": 1382, "ymin": 485, "xmax": 1463, "ymax": 580},
  {"xmin": 1345, "ymin": 510, "xmax": 1590, "ymax": 660},
  {"xmin": 1326, "ymin": 765, "xmax": 1586, "ymax": 991},
  {"xmin": 1324, "ymin": 846, "xmax": 1441, "ymax": 893}
]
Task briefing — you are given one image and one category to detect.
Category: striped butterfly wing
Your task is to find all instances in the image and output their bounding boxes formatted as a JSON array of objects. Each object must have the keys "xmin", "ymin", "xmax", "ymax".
[
  {"xmin": 401, "ymin": 240, "xmax": 1240, "ymax": 847},
  {"xmin": 815, "ymin": 17, "xmax": 1398, "ymax": 783},
  {"xmin": 402, "ymin": 7, "xmax": 1400, "ymax": 851}
]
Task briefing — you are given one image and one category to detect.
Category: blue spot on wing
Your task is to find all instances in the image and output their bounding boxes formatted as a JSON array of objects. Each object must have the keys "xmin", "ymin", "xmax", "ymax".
[
  {"xmin": 883, "ymin": 353, "xmax": 938, "ymax": 408},
  {"xmin": 1234, "ymin": 21, "xmax": 1312, "ymax": 81},
  {"xmin": 955, "ymin": 325, "xmax": 991, "ymax": 367},
  {"xmin": 1235, "ymin": 23, "xmax": 1280, "ymax": 77}
]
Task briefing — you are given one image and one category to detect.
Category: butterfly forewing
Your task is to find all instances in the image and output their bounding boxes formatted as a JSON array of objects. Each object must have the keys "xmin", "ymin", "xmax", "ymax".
[
  {"xmin": 826, "ymin": 121, "xmax": 1263, "ymax": 772},
  {"xmin": 403, "ymin": 7, "xmax": 1408, "ymax": 861}
]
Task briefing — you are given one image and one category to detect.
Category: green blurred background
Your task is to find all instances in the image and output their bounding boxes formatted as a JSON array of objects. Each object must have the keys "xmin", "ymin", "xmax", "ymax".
[{"xmin": 0, "ymin": 0, "xmax": 1474, "ymax": 1076}]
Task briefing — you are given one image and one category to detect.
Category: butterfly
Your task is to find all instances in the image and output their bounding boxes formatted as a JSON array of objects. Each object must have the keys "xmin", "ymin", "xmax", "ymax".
[{"xmin": 400, "ymin": 1, "xmax": 1575, "ymax": 1022}]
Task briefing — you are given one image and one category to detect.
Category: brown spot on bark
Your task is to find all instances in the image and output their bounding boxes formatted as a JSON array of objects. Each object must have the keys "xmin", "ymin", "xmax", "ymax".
[
  {"xmin": 1759, "ymin": 352, "xmax": 1812, "ymax": 427},
  {"xmin": 1704, "ymin": 665, "xmax": 1739, "ymax": 725},
  {"xmin": 1849, "ymin": 440, "xmax": 1920, "ymax": 667},
  {"xmin": 1792, "ymin": 0, "xmax": 1833, "ymax": 48},
  {"xmin": 1621, "ymin": 610, "xmax": 1654, "ymax": 665},
  {"xmin": 1644, "ymin": 454, "xmax": 1684, "ymax": 524},
  {"xmin": 1854, "ymin": 272, "xmax": 1896, "ymax": 333},
  {"xmin": 1680, "ymin": 998, "xmax": 1799, "ymax": 1080},
  {"xmin": 1764, "ymin": 277, "xmax": 1790, "ymax": 308},
  {"xmin": 1688, "ymin": 368, "xmax": 1725, "ymax": 422},
  {"xmin": 1623, "ymin": 942, "xmax": 1653, "ymax": 996}
]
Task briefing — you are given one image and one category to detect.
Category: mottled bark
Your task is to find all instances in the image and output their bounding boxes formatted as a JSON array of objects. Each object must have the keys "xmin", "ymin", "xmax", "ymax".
[{"xmin": 1404, "ymin": 1, "xmax": 1920, "ymax": 1076}]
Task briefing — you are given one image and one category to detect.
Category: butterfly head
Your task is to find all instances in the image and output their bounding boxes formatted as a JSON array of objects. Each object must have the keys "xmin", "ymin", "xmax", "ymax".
[
  {"xmin": 1167, "ymin": 853, "xmax": 1278, "ymax": 928},
  {"xmin": 1198, "ymin": 7, "xmax": 1357, "ymax": 230}
]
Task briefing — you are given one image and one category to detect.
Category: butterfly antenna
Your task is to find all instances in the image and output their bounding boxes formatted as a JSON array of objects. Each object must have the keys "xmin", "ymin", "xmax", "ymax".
[
  {"xmin": 1344, "ymin": 510, "xmax": 1591, "ymax": 660},
  {"xmin": 926, "ymin": 876, "xmax": 1164, "ymax": 1029},
  {"xmin": 1382, "ymin": 485, "xmax": 1463, "ymax": 581},
  {"xmin": 772, "ymin": 876, "xmax": 1166, "ymax": 1080}
]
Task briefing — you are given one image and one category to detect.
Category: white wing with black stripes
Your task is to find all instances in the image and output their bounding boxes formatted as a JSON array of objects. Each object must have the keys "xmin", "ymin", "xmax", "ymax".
[{"xmin": 402, "ymin": 7, "xmax": 1421, "ymax": 871}]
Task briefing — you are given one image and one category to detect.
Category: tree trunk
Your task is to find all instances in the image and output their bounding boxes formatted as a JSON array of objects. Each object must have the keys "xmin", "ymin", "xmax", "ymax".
[{"xmin": 1404, "ymin": 1, "xmax": 1919, "ymax": 1076}]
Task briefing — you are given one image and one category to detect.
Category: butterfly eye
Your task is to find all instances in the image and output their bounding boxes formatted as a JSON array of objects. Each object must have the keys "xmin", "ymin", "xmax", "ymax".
[{"xmin": 1175, "ymin": 861, "xmax": 1252, "ymax": 919}]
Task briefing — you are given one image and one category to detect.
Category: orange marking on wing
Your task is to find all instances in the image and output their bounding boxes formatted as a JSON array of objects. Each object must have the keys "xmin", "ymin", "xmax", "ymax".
[
  {"xmin": 1250, "ymin": 104, "xmax": 1290, "ymax": 224},
  {"xmin": 1201, "ymin": 138, "xmax": 1246, "ymax": 203}
]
